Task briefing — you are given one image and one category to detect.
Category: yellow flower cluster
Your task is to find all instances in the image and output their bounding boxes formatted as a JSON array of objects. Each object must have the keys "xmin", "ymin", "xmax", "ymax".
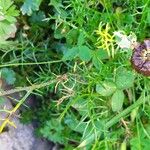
[{"xmin": 95, "ymin": 22, "xmax": 115, "ymax": 58}]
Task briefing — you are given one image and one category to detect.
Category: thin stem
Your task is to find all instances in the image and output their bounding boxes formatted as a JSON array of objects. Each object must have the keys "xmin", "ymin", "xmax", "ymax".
[
  {"xmin": 0, "ymin": 74, "xmax": 67, "ymax": 132},
  {"xmin": 105, "ymin": 93, "xmax": 146, "ymax": 129},
  {"xmin": 0, "ymin": 75, "xmax": 66, "ymax": 96},
  {"xmin": 78, "ymin": 93, "xmax": 148, "ymax": 148},
  {"xmin": 0, "ymin": 91, "xmax": 31, "ymax": 133},
  {"xmin": 0, "ymin": 59, "xmax": 62, "ymax": 68}
]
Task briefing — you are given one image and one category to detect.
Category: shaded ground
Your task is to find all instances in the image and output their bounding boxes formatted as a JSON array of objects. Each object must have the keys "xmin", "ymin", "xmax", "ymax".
[{"xmin": 0, "ymin": 81, "xmax": 56, "ymax": 150}]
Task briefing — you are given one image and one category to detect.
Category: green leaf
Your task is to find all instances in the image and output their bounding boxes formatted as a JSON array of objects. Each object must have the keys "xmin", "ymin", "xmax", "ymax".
[
  {"xmin": 123, "ymin": 13, "xmax": 135, "ymax": 24},
  {"xmin": 77, "ymin": 31, "xmax": 85, "ymax": 46},
  {"xmin": 111, "ymin": 90, "xmax": 124, "ymax": 112},
  {"xmin": 49, "ymin": 0, "xmax": 63, "ymax": 12},
  {"xmin": 0, "ymin": 0, "xmax": 19, "ymax": 41},
  {"xmin": 1, "ymin": 68, "xmax": 16, "ymax": 85},
  {"xmin": 66, "ymin": 29, "xmax": 79, "ymax": 45},
  {"xmin": 130, "ymin": 126, "xmax": 150, "ymax": 150},
  {"xmin": 78, "ymin": 133, "xmax": 95, "ymax": 148},
  {"xmin": 21, "ymin": 0, "xmax": 42, "ymax": 16},
  {"xmin": 96, "ymin": 49, "xmax": 109, "ymax": 60},
  {"xmin": 147, "ymin": 10, "xmax": 150, "ymax": 24},
  {"xmin": 72, "ymin": 98, "xmax": 88, "ymax": 116},
  {"xmin": 65, "ymin": 114, "xmax": 86, "ymax": 133},
  {"xmin": 0, "ymin": 21, "xmax": 17, "ymax": 41},
  {"xmin": 78, "ymin": 45, "xmax": 92, "ymax": 62},
  {"xmin": 0, "ymin": 97, "xmax": 5, "ymax": 105},
  {"xmin": 92, "ymin": 55, "xmax": 102, "ymax": 70},
  {"xmin": 5, "ymin": 4, "xmax": 20, "ymax": 20},
  {"xmin": 29, "ymin": 11, "xmax": 46, "ymax": 26},
  {"xmin": 54, "ymin": 24, "xmax": 70, "ymax": 39},
  {"xmin": 92, "ymin": 49, "xmax": 108, "ymax": 69},
  {"xmin": 96, "ymin": 81, "xmax": 116, "ymax": 97},
  {"xmin": 116, "ymin": 68, "xmax": 135, "ymax": 90},
  {"xmin": 77, "ymin": 121, "xmax": 104, "ymax": 148},
  {"xmin": 62, "ymin": 47, "xmax": 78, "ymax": 60},
  {"xmin": 40, "ymin": 119, "xmax": 65, "ymax": 144}
]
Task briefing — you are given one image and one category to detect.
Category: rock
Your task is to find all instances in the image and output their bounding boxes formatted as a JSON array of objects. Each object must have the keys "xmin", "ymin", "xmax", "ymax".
[
  {"xmin": 0, "ymin": 118, "xmax": 52, "ymax": 150},
  {"xmin": 0, "ymin": 80, "xmax": 54, "ymax": 150}
]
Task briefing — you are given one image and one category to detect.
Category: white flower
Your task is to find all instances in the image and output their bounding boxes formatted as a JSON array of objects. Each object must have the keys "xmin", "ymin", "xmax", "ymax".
[{"xmin": 114, "ymin": 31, "xmax": 137, "ymax": 49}]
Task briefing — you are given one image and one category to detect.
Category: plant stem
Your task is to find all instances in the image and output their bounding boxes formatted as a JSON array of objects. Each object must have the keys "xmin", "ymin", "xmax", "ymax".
[
  {"xmin": 0, "ymin": 60, "xmax": 62, "ymax": 68},
  {"xmin": 78, "ymin": 93, "xmax": 148, "ymax": 148},
  {"xmin": 105, "ymin": 93, "xmax": 147, "ymax": 129},
  {"xmin": 0, "ymin": 74, "xmax": 67, "ymax": 132},
  {"xmin": 0, "ymin": 91, "xmax": 31, "ymax": 133},
  {"xmin": 0, "ymin": 75, "xmax": 66, "ymax": 96}
]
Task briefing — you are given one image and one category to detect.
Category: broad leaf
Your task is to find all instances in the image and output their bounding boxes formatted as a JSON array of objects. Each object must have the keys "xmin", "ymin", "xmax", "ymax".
[
  {"xmin": 78, "ymin": 45, "xmax": 92, "ymax": 62},
  {"xmin": 0, "ymin": 22, "xmax": 17, "ymax": 41},
  {"xmin": 62, "ymin": 47, "xmax": 78, "ymax": 60},
  {"xmin": 111, "ymin": 90, "xmax": 124, "ymax": 112},
  {"xmin": 1, "ymin": 68, "xmax": 16, "ymax": 85},
  {"xmin": 92, "ymin": 55, "xmax": 102, "ymax": 70},
  {"xmin": 96, "ymin": 49, "xmax": 109, "ymax": 60},
  {"xmin": 116, "ymin": 68, "xmax": 135, "ymax": 90},
  {"xmin": 96, "ymin": 81, "xmax": 116, "ymax": 97},
  {"xmin": 65, "ymin": 114, "xmax": 86, "ymax": 133},
  {"xmin": 77, "ymin": 32, "xmax": 85, "ymax": 46},
  {"xmin": 0, "ymin": 0, "xmax": 19, "ymax": 41},
  {"xmin": 66, "ymin": 29, "xmax": 79, "ymax": 45}
]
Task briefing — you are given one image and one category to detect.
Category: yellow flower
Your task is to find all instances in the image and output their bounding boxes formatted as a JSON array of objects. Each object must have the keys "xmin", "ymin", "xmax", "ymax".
[{"xmin": 95, "ymin": 22, "xmax": 115, "ymax": 58}]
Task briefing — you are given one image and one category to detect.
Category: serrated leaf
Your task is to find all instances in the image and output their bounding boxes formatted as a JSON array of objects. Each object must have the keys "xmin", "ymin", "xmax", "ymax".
[
  {"xmin": 0, "ymin": 22, "xmax": 17, "ymax": 40},
  {"xmin": 96, "ymin": 81, "xmax": 116, "ymax": 97},
  {"xmin": 29, "ymin": 11, "xmax": 46, "ymax": 25},
  {"xmin": 40, "ymin": 119, "xmax": 65, "ymax": 144},
  {"xmin": 0, "ymin": 0, "xmax": 19, "ymax": 41},
  {"xmin": 62, "ymin": 47, "xmax": 78, "ymax": 60},
  {"xmin": 0, "ymin": 0, "xmax": 13, "ymax": 11},
  {"xmin": 78, "ymin": 45, "xmax": 92, "ymax": 62},
  {"xmin": 116, "ymin": 68, "xmax": 135, "ymax": 90},
  {"xmin": 21, "ymin": 0, "xmax": 42, "ymax": 16},
  {"xmin": 0, "ymin": 0, "xmax": 19, "ymax": 20},
  {"xmin": 1, "ymin": 68, "xmax": 16, "ymax": 85},
  {"xmin": 111, "ymin": 90, "xmax": 124, "ymax": 112}
]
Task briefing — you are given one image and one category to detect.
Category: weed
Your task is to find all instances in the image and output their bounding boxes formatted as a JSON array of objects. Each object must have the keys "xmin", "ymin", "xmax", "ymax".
[{"xmin": 0, "ymin": 0, "xmax": 150, "ymax": 149}]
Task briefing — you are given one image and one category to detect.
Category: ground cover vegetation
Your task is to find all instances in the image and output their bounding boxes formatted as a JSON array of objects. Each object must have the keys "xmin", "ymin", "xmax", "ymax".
[{"xmin": 0, "ymin": 0, "xmax": 150, "ymax": 149}]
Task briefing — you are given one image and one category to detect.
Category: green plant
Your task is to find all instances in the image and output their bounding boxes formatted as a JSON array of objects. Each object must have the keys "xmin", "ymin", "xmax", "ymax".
[
  {"xmin": 0, "ymin": 0, "xmax": 150, "ymax": 150},
  {"xmin": 0, "ymin": 0, "xmax": 19, "ymax": 41},
  {"xmin": 21, "ymin": 0, "xmax": 43, "ymax": 15}
]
